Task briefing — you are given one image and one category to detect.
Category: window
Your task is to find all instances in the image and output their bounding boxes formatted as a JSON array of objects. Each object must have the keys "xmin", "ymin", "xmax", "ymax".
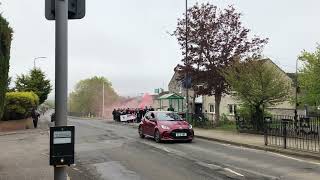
[
  {"xmin": 209, "ymin": 104, "xmax": 215, "ymax": 113},
  {"xmin": 156, "ymin": 112, "xmax": 182, "ymax": 121},
  {"xmin": 228, "ymin": 104, "xmax": 237, "ymax": 115}
]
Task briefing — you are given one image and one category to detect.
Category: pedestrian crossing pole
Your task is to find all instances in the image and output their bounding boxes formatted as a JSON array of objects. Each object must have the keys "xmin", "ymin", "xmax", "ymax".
[{"xmin": 54, "ymin": 0, "xmax": 68, "ymax": 179}]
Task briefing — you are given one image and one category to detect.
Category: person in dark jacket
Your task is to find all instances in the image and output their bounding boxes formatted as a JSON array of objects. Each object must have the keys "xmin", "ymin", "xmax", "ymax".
[
  {"xmin": 167, "ymin": 105, "xmax": 174, "ymax": 112},
  {"xmin": 51, "ymin": 112, "xmax": 55, "ymax": 122},
  {"xmin": 31, "ymin": 108, "xmax": 40, "ymax": 128},
  {"xmin": 112, "ymin": 109, "xmax": 116, "ymax": 121}
]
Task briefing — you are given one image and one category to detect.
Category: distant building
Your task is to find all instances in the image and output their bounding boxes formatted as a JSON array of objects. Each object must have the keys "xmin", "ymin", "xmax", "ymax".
[{"xmin": 168, "ymin": 59, "xmax": 305, "ymax": 122}]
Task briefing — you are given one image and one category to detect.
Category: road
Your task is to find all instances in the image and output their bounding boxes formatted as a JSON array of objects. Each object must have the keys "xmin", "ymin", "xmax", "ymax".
[{"xmin": 68, "ymin": 117, "xmax": 320, "ymax": 180}]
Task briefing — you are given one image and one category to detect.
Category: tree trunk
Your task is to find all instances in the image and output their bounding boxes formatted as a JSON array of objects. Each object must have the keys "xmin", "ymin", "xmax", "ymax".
[
  {"xmin": 254, "ymin": 105, "xmax": 263, "ymax": 132},
  {"xmin": 214, "ymin": 93, "xmax": 222, "ymax": 126}
]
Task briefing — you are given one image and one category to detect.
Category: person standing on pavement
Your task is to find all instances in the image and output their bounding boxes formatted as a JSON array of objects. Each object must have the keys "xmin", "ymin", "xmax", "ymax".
[
  {"xmin": 112, "ymin": 109, "xmax": 116, "ymax": 121},
  {"xmin": 167, "ymin": 105, "xmax": 174, "ymax": 112},
  {"xmin": 31, "ymin": 107, "xmax": 40, "ymax": 128}
]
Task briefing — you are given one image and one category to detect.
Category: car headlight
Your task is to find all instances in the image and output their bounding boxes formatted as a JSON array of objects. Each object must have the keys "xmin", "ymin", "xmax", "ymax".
[
  {"xmin": 189, "ymin": 124, "xmax": 193, "ymax": 129},
  {"xmin": 161, "ymin": 125, "xmax": 170, "ymax": 130}
]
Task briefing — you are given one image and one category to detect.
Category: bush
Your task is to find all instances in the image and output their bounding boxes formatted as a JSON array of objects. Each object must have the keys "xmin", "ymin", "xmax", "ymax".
[
  {"xmin": 2, "ymin": 92, "xmax": 39, "ymax": 120},
  {"xmin": 237, "ymin": 104, "xmax": 271, "ymax": 119},
  {"xmin": 216, "ymin": 114, "xmax": 236, "ymax": 131}
]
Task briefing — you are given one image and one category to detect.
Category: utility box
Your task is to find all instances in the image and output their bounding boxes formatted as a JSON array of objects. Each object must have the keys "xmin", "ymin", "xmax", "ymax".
[
  {"xmin": 50, "ymin": 126, "xmax": 75, "ymax": 166},
  {"xmin": 45, "ymin": 0, "xmax": 86, "ymax": 20}
]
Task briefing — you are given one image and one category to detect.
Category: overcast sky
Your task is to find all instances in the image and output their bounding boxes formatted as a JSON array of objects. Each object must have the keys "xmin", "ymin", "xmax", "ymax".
[{"xmin": 1, "ymin": 0, "xmax": 320, "ymax": 97}]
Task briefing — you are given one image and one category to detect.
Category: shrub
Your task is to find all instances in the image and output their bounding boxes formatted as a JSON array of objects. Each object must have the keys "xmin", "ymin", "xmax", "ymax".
[
  {"xmin": 217, "ymin": 114, "xmax": 236, "ymax": 129},
  {"xmin": 2, "ymin": 91, "xmax": 39, "ymax": 120},
  {"xmin": 237, "ymin": 104, "xmax": 271, "ymax": 119}
]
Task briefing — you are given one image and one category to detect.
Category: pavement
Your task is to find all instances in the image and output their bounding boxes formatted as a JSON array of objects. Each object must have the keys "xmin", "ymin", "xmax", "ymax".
[{"xmin": 0, "ymin": 112, "xmax": 53, "ymax": 180}]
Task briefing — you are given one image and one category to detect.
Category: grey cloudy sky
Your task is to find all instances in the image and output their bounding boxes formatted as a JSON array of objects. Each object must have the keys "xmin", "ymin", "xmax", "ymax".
[{"xmin": 1, "ymin": 0, "xmax": 320, "ymax": 97}]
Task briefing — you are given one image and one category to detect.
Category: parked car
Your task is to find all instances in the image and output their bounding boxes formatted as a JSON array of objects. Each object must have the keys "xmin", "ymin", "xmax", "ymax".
[{"xmin": 138, "ymin": 111, "xmax": 194, "ymax": 143}]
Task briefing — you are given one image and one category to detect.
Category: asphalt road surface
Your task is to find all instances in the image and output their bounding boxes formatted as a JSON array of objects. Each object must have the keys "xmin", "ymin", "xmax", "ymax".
[{"xmin": 68, "ymin": 118, "xmax": 320, "ymax": 180}]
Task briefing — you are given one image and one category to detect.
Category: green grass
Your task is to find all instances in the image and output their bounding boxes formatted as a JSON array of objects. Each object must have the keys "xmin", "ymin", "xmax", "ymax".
[{"xmin": 215, "ymin": 123, "xmax": 237, "ymax": 132}]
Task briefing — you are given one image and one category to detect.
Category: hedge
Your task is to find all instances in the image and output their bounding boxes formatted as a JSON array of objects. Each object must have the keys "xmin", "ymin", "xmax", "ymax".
[
  {"xmin": 0, "ymin": 13, "xmax": 14, "ymax": 120},
  {"xmin": 2, "ymin": 91, "xmax": 39, "ymax": 120}
]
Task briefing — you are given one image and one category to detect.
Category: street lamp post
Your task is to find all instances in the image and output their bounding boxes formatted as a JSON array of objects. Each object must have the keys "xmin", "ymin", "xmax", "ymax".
[
  {"xmin": 295, "ymin": 58, "xmax": 299, "ymax": 120},
  {"xmin": 185, "ymin": 0, "xmax": 189, "ymax": 118},
  {"xmin": 102, "ymin": 82, "xmax": 105, "ymax": 118},
  {"xmin": 33, "ymin": 56, "xmax": 47, "ymax": 68}
]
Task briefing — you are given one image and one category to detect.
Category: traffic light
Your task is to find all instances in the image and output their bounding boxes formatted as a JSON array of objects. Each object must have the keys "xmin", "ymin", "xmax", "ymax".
[{"xmin": 45, "ymin": 0, "xmax": 86, "ymax": 20}]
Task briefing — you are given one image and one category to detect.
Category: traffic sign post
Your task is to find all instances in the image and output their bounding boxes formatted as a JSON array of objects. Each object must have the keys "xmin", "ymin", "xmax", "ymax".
[
  {"xmin": 46, "ymin": 0, "xmax": 86, "ymax": 20},
  {"xmin": 46, "ymin": 0, "xmax": 85, "ymax": 180}
]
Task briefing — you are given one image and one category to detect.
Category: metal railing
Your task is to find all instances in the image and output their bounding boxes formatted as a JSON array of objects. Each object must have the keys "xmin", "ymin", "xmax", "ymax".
[{"xmin": 265, "ymin": 115, "xmax": 320, "ymax": 153}]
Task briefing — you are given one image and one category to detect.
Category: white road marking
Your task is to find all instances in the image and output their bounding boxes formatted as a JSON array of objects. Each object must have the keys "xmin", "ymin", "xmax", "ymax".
[
  {"xmin": 73, "ymin": 167, "xmax": 80, "ymax": 171},
  {"xmin": 197, "ymin": 162, "xmax": 245, "ymax": 177},
  {"xmin": 40, "ymin": 153, "xmax": 49, "ymax": 157},
  {"xmin": 224, "ymin": 168, "xmax": 244, "ymax": 177},
  {"xmin": 268, "ymin": 152, "xmax": 320, "ymax": 166},
  {"xmin": 162, "ymin": 147, "xmax": 171, "ymax": 153}
]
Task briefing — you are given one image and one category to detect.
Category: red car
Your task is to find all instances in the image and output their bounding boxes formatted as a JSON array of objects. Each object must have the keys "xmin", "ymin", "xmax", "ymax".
[{"xmin": 138, "ymin": 111, "xmax": 194, "ymax": 143}]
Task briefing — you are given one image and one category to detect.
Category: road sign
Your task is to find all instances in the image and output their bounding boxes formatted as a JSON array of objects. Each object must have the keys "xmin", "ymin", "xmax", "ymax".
[{"xmin": 45, "ymin": 0, "xmax": 86, "ymax": 20}]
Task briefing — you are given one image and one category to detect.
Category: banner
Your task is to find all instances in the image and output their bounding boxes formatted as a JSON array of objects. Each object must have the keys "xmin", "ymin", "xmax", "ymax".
[{"xmin": 120, "ymin": 114, "xmax": 137, "ymax": 122}]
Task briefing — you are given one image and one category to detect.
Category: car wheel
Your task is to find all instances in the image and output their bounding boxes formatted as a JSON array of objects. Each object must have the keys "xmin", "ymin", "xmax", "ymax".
[
  {"xmin": 138, "ymin": 126, "xmax": 145, "ymax": 138},
  {"xmin": 186, "ymin": 139, "xmax": 193, "ymax": 143},
  {"xmin": 154, "ymin": 130, "xmax": 161, "ymax": 143}
]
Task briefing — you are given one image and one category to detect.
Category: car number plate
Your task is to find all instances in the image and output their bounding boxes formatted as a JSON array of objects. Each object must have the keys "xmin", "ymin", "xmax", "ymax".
[{"xmin": 175, "ymin": 133, "xmax": 187, "ymax": 137}]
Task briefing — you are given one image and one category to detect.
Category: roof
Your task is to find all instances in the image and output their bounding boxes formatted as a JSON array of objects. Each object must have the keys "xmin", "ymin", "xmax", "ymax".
[{"xmin": 158, "ymin": 93, "xmax": 184, "ymax": 100}]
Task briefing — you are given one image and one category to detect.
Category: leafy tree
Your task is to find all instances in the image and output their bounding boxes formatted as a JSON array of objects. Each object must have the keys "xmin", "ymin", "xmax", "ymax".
[
  {"xmin": 223, "ymin": 58, "xmax": 291, "ymax": 131},
  {"xmin": 173, "ymin": 3, "xmax": 268, "ymax": 123},
  {"xmin": 15, "ymin": 68, "xmax": 52, "ymax": 105},
  {"xmin": 69, "ymin": 76, "xmax": 119, "ymax": 116},
  {"xmin": 0, "ymin": 12, "xmax": 13, "ymax": 120},
  {"xmin": 298, "ymin": 46, "xmax": 320, "ymax": 106}
]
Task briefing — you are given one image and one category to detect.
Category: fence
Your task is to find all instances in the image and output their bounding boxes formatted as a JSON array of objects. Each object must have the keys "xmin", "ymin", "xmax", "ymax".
[
  {"xmin": 180, "ymin": 113, "xmax": 214, "ymax": 128},
  {"xmin": 265, "ymin": 115, "xmax": 320, "ymax": 153},
  {"xmin": 236, "ymin": 116, "xmax": 264, "ymax": 134}
]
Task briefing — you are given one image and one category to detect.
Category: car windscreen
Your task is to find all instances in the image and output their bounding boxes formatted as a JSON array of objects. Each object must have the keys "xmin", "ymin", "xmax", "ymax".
[{"xmin": 156, "ymin": 112, "xmax": 183, "ymax": 121}]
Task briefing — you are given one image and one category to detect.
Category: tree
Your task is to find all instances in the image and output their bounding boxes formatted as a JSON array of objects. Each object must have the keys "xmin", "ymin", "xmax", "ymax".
[
  {"xmin": 173, "ymin": 3, "xmax": 267, "ymax": 123},
  {"xmin": 69, "ymin": 76, "xmax": 119, "ymax": 116},
  {"xmin": 15, "ymin": 68, "xmax": 52, "ymax": 105},
  {"xmin": 298, "ymin": 46, "xmax": 320, "ymax": 106},
  {"xmin": 0, "ymin": 12, "xmax": 13, "ymax": 120},
  {"xmin": 223, "ymin": 58, "xmax": 291, "ymax": 131}
]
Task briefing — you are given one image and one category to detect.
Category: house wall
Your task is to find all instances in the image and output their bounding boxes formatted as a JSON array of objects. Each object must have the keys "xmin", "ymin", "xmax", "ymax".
[
  {"xmin": 168, "ymin": 70, "xmax": 195, "ymax": 113},
  {"xmin": 203, "ymin": 94, "xmax": 240, "ymax": 121}
]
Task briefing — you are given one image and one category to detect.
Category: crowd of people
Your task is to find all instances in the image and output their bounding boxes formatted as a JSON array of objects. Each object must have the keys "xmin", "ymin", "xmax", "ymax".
[{"xmin": 112, "ymin": 106, "xmax": 155, "ymax": 123}]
